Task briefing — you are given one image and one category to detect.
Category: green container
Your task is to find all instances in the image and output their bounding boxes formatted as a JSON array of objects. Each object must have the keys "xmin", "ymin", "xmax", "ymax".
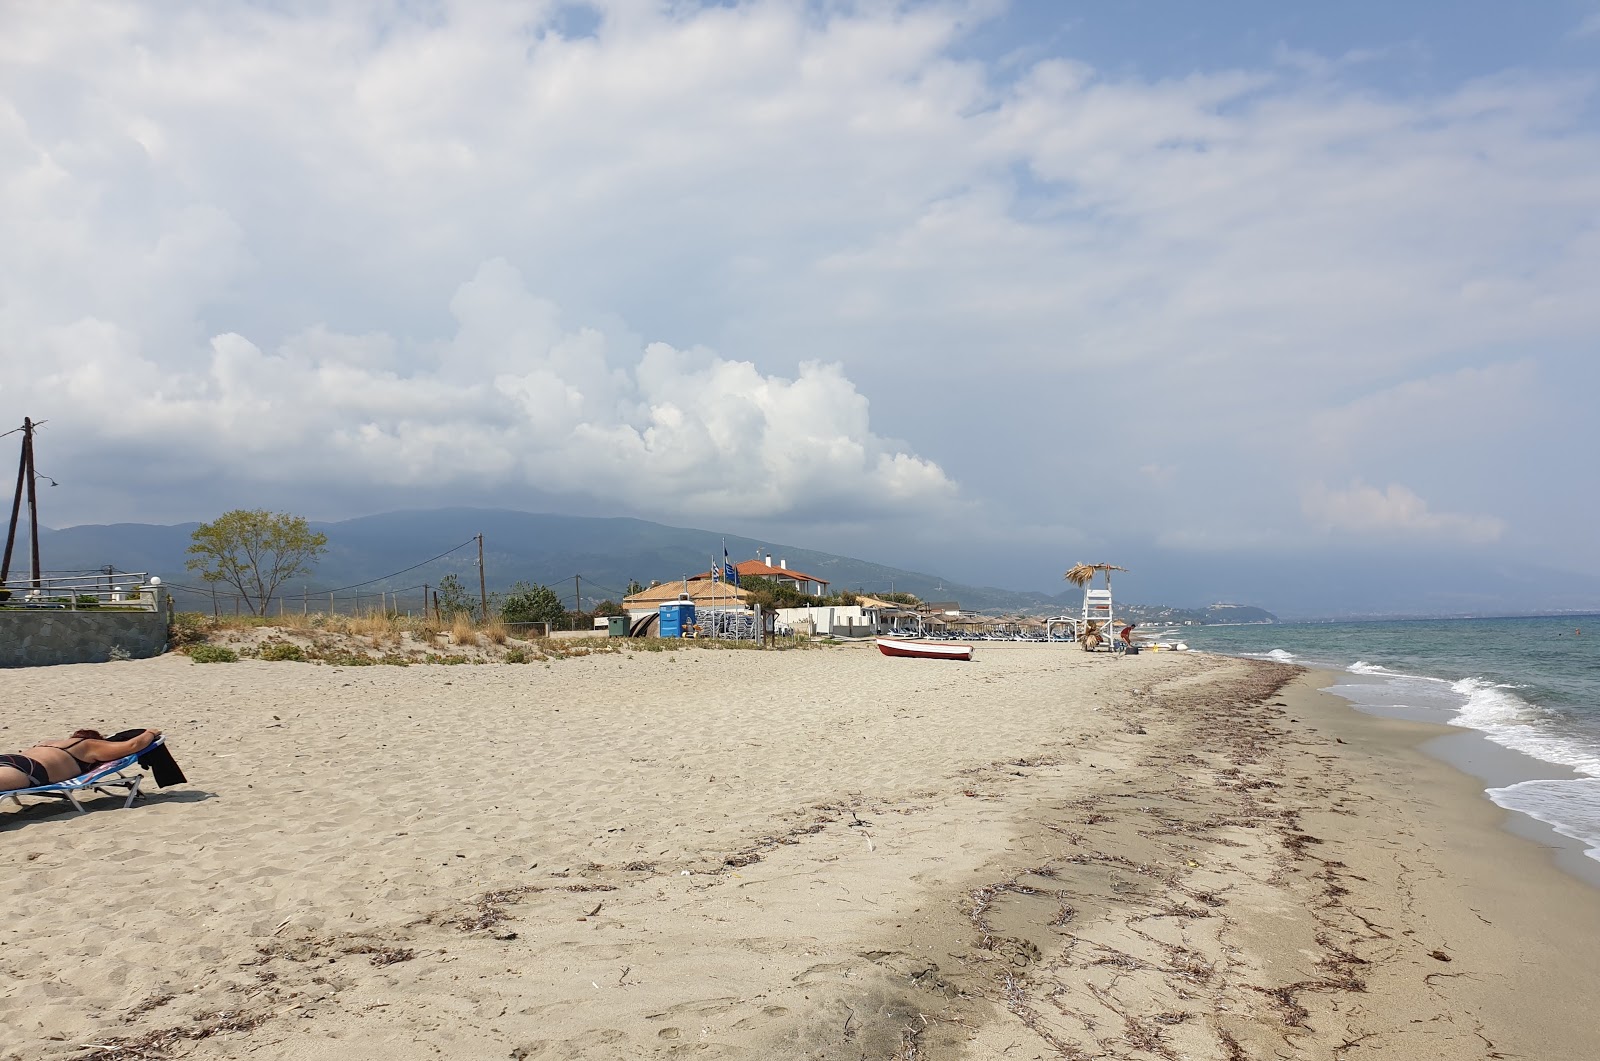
[{"xmin": 606, "ymin": 615, "xmax": 630, "ymax": 638}]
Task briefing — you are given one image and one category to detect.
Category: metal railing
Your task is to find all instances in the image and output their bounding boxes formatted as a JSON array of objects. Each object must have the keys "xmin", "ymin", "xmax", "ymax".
[{"xmin": 0, "ymin": 571, "xmax": 161, "ymax": 611}]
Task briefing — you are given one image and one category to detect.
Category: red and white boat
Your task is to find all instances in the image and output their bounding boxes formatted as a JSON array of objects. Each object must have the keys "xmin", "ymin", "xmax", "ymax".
[{"xmin": 876, "ymin": 637, "xmax": 973, "ymax": 661}]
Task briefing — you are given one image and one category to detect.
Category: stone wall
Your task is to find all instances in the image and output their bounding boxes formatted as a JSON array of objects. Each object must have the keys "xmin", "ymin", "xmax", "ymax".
[{"xmin": 0, "ymin": 592, "xmax": 170, "ymax": 667}]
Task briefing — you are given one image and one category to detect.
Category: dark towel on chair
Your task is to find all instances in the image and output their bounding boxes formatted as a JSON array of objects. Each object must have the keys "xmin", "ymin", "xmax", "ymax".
[{"xmin": 105, "ymin": 730, "xmax": 188, "ymax": 788}]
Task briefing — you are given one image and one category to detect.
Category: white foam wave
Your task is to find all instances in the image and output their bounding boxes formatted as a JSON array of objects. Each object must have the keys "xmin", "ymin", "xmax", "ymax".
[
  {"xmin": 1487, "ymin": 778, "xmax": 1600, "ymax": 863},
  {"xmin": 1347, "ymin": 661, "xmax": 1448, "ymax": 682},
  {"xmin": 1264, "ymin": 649, "xmax": 1296, "ymax": 662},
  {"xmin": 1448, "ymin": 677, "xmax": 1600, "ymax": 776}
]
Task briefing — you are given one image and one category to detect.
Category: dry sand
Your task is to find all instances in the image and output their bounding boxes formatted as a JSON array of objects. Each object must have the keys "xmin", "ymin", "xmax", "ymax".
[{"xmin": 2, "ymin": 642, "xmax": 1597, "ymax": 1060}]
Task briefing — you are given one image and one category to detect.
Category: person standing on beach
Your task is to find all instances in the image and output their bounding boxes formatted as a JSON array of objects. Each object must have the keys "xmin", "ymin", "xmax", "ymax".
[{"xmin": 1120, "ymin": 622, "xmax": 1137, "ymax": 648}]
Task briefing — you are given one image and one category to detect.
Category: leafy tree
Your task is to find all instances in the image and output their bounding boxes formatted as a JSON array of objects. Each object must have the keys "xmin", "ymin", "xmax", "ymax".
[
  {"xmin": 435, "ymin": 574, "xmax": 476, "ymax": 619},
  {"xmin": 500, "ymin": 581, "xmax": 568, "ymax": 626},
  {"xmin": 625, "ymin": 579, "xmax": 645, "ymax": 597},
  {"xmin": 591, "ymin": 599, "xmax": 625, "ymax": 617},
  {"xmin": 186, "ymin": 509, "xmax": 328, "ymax": 615},
  {"xmin": 739, "ymin": 575, "xmax": 815, "ymax": 610}
]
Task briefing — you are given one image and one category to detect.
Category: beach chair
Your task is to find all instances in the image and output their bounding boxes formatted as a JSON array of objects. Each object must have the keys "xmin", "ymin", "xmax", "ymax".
[{"xmin": 0, "ymin": 738, "xmax": 166, "ymax": 813}]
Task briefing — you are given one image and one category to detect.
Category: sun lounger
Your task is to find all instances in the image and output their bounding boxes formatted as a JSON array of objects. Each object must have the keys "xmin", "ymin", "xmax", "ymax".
[{"xmin": 0, "ymin": 738, "xmax": 167, "ymax": 813}]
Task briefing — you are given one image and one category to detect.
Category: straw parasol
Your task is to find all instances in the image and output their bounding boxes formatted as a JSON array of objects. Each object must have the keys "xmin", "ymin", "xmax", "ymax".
[{"xmin": 1064, "ymin": 563, "xmax": 1127, "ymax": 587}]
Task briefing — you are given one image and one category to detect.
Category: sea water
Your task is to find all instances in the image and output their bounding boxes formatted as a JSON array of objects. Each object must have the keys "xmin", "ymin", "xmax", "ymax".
[{"xmin": 1178, "ymin": 615, "xmax": 1600, "ymax": 864}]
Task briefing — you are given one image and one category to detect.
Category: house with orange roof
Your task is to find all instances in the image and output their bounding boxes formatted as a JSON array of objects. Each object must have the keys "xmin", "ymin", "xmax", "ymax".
[
  {"xmin": 688, "ymin": 553, "xmax": 830, "ymax": 598},
  {"xmin": 621, "ymin": 578, "xmax": 751, "ymax": 621}
]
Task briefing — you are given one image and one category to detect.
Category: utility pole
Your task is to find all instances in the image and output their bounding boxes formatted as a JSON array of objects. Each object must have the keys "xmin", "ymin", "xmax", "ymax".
[
  {"xmin": 573, "ymin": 574, "xmax": 581, "ymax": 619},
  {"xmin": 3, "ymin": 417, "xmax": 44, "ymax": 588},
  {"xmin": 477, "ymin": 533, "xmax": 488, "ymax": 623}
]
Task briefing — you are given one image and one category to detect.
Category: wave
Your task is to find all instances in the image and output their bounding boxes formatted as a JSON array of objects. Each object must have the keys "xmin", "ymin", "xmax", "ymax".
[
  {"xmin": 1347, "ymin": 660, "xmax": 1448, "ymax": 682},
  {"xmin": 1448, "ymin": 677, "xmax": 1600, "ymax": 776},
  {"xmin": 1487, "ymin": 778, "xmax": 1600, "ymax": 861},
  {"xmin": 1264, "ymin": 648, "xmax": 1296, "ymax": 662}
]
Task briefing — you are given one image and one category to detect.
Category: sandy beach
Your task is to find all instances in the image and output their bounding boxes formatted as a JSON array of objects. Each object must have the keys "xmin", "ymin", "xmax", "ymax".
[{"xmin": 3, "ymin": 642, "xmax": 1597, "ymax": 1060}]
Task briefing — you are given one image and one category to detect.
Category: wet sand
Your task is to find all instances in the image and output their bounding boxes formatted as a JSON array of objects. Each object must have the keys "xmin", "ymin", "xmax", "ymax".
[{"xmin": 1, "ymin": 643, "xmax": 1595, "ymax": 1060}]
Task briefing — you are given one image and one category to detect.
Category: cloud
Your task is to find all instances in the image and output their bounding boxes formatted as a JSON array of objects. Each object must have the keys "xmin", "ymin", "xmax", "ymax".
[
  {"xmin": 1306, "ymin": 361, "xmax": 1537, "ymax": 462},
  {"xmin": 1301, "ymin": 481, "xmax": 1505, "ymax": 544},
  {"xmin": 1, "ymin": 0, "xmax": 1597, "ymax": 591},
  {"xmin": 17, "ymin": 259, "xmax": 954, "ymax": 521}
]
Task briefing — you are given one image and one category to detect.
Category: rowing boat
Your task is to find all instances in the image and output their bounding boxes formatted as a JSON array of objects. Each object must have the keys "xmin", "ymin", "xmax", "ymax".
[{"xmin": 876, "ymin": 637, "xmax": 973, "ymax": 661}]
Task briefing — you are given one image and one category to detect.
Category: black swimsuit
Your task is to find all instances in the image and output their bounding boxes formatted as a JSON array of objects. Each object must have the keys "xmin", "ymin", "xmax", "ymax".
[
  {"xmin": 1, "ymin": 739, "xmax": 98, "ymax": 788},
  {"xmin": 0, "ymin": 753, "xmax": 51, "ymax": 787},
  {"xmin": 58, "ymin": 739, "xmax": 97, "ymax": 774}
]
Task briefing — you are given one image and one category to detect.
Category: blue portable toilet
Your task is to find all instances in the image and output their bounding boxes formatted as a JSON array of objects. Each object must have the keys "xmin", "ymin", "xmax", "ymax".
[{"xmin": 659, "ymin": 600, "xmax": 697, "ymax": 639}]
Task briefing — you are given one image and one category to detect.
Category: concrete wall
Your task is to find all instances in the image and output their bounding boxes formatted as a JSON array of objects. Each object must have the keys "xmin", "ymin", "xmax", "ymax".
[
  {"xmin": 0, "ymin": 592, "xmax": 170, "ymax": 667},
  {"xmin": 775, "ymin": 605, "xmax": 882, "ymax": 638}
]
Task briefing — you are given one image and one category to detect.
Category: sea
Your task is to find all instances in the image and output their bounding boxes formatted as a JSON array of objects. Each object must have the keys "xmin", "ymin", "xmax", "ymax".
[{"xmin": 1177, "ymin": 615, "xmax": 1600, "ymax": 868}]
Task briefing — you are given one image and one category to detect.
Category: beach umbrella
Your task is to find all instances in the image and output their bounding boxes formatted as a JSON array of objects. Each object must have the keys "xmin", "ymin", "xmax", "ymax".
[{"xmin": 1064, "ymin": 563, "xmax": 1127, "ymax": 587}]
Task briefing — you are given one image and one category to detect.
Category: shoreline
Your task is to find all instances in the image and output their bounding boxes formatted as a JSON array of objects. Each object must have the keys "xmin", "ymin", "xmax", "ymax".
[
  {"xmin": 1288, "ymin": 664, "xmax": 1600, "ymax": 889},
  {"xmin": 2, "ymin": 645, "xmax": 1596, "ymax": 1059},
  {"xmin": 1267, "ymin": 669, "xmax": 1600, "ymax": 1056}
]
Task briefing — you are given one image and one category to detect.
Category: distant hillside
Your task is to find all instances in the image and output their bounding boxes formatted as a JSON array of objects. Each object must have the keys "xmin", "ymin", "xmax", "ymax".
[
  {"xmin": 40, "ymin": 507, "xmax": 1592, "ymax": 619},
  {"xmin": 1115, "ymin": 602, "xmax": 1278, "ymax": 626},
  {"xmin": 32, "ymin": 508, "xmax": 1060, "ymax": 615}
]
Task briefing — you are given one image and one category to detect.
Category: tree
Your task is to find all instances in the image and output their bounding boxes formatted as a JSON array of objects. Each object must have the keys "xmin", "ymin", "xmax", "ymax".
[
  {"xmin": 500, "ymin": 581, "xmax": 567, "ymax": 627},
  {"xmin": 739, "ymin": 575, "xmax": 815, "ymax": 610},
  {"xmin": 186, "ymin": 509, "xmax": 328, "ymax": 615},
  {"xmin": 625, "ymin": 579, "xmax": 645, "ymax": 597},
  {"xmin": 435, "ymin": 574, "xmax": 475, "ymax": 619}
]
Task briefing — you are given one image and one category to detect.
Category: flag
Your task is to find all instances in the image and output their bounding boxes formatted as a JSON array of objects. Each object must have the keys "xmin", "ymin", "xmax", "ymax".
[{"xmin": 723, "ymin": 541, "xmax": 739, "ymax": 586}]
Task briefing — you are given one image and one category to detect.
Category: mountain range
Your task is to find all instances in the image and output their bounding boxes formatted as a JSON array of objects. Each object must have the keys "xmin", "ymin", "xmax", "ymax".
[
  {"xmin": 29, "ymin": 508, "xmax": 1077, "ymax": 616},
  {"xmin": 23, "ymin": 507, "xmax": 1600, "ymax": 620}
]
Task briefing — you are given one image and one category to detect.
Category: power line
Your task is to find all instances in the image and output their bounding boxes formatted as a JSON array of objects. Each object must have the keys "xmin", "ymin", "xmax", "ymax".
[
  {"xmin": 159, "ymin": 536, "xmax": 480, "ymax": 604},
  {"xmin": 317, "ymin": 537, "xmax": 479, "ymax": 593}
]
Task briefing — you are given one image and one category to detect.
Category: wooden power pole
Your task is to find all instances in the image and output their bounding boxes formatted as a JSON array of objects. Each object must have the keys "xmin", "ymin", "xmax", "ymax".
[
  {"xmin": 2, "ymin": 417, "xmax": 44, "ymax": 588},
  {"xmin": 478, "ymin": 533, "xmax": 489, "ymax": 623}
]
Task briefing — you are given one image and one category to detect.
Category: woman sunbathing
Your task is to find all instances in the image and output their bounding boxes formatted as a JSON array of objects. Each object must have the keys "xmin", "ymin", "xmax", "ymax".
[{"xmin": 0, "ymin": 728, "xmax": 161, "ymax": 792}]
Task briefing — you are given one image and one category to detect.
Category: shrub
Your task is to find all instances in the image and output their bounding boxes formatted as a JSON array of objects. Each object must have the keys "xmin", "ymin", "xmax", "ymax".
[
  {"xmin": 260, "ymin": 641, "xmax": 306, "ymax": 662},
  {"xmin": 169, "ymin": 612, "xmax": 213, "ymax": 648},
  {"xmin": 499, "ymin": 581, "xmax": 567, "ymax": 626},
  {"xmin": 450, "ymin": 614, "xmax": 478, "ymax": 646},
  {"xmin": 319, "ymin": 652, "xmax": 375, "ymax": 667},
  {"xmin": 504, "ymin": 647, "xmax": 527, "ymax": 664},
  {"xmin": 188, "ymin": 644, "xmax": 239, "ymax": 663}
]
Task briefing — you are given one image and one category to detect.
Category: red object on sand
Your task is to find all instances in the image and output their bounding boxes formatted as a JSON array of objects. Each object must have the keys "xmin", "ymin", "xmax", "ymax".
[{"xmin": 876, "ymin": 638, "xmax": 973, "ymax": 661}]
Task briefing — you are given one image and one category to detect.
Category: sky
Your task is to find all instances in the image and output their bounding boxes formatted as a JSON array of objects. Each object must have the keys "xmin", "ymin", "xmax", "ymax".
[{"xmin": 4, "ymin": 0, "xmax": 1599, "ymax": 611}]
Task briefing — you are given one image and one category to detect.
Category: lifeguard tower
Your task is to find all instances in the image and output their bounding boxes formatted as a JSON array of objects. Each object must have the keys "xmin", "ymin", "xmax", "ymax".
[{"xmin": 1064, "ymin": 563, "xmax": 1126, "ymax": 651}]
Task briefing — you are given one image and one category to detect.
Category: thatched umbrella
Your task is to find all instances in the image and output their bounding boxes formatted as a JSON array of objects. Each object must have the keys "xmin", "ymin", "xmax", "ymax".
[{"xmin": 1064, "ymin": 563, "xmax": 1127, "ymax": 588}]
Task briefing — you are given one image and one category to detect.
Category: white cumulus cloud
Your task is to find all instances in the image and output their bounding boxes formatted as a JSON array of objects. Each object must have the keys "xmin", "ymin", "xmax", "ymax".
[
  {"xmin": 15, "ymin": 259, "xmax": 954, "ymax": 520},
  {"xmin": 1302, "ymin": 481, "xmax": 1505, "ymax": 545}
]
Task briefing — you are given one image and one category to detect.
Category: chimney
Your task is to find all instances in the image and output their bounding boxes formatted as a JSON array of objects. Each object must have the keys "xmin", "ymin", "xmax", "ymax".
[
  {"xmin": 765, "ymin": 553, "xmax": 773, "ymax": 566},
  {"xmin": 780, "ymin": 558, "xmax": 788, "ymax": 570}
]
